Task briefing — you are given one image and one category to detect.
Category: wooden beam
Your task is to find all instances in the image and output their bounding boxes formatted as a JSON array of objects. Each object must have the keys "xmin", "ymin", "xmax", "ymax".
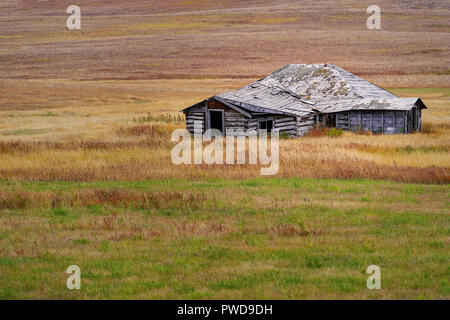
[
  {"xmin": 359, "ymin": 111, "xmax": 362, "ymax": 131},
  {"xmin": 417, "ymin": 107, "xmax": 420, "ymax": 132},
  {"xmin": 404, "ymin": 112, "xmax": 408, "ymax": 134},
  {"xmin": 205, "ymin": 100, "xmax": 209, "ymax": 132},
  {"xmin": 370, "ymin": 112, "xmax": 373, "ymax": 133},
  {"xmin": 394, "ymin": 111, "xmax": 396, "ymax": 133},
  {"xmin": 213, "ymin": 96, "xmax": 253, "ymax": 118}
]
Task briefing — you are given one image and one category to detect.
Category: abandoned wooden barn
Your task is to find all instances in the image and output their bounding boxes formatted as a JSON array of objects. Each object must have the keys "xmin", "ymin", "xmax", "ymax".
[{"xmin": 182, "ymin": 64, "xmax": 427, "ymax": 136}]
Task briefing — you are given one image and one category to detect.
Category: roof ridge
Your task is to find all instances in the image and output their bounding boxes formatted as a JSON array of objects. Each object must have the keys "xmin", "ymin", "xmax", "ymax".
[
  {"xmin": 332, "ymin": 65, "xmax": 398, "ymax": 98},
  {"xmin": 256, "ymin": 64, "xmax": 291, "ymax": 82}
]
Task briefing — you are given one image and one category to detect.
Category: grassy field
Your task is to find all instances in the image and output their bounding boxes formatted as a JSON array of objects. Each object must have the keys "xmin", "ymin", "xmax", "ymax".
[
  {"xmin": 0, "ymin": 178, "xmax": 448, "ymax": 299},
  {"xmin": 0, "ymin": 0, "xmax": 449, "ymax": 299},
  {"xmin": 0, "ymin": 87, "xmax": 448, "ymax": 183}
]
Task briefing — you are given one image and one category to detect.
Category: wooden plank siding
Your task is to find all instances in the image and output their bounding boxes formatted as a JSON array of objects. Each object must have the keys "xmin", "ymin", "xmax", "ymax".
[
  {"xmin": 361, "ymin": 111, "xmax": 372, "ymax": 131},
  {"xmin": 224, "ymin": 109, "xmax": 248, "ymax": 135},
  {"xmin": 395, "ymin": 111, "xmax": 406, "ymax": 134},
  {"xmin": 296, "ymin": 114, "xmax": 315, "ymax": 137},
  {"xmin": 185, "ymin": 99, "xmax": 421, "ymax": 137},
  {"xmin": 186, "ymin": 111, "xmax": 205, "ymax": 134},
  {"xmin": 185, "ymin": 100, "xmax": 207, "ymax": 134},
  {"xmin": 185, "ymin": 98, "xmax": 315, "ymax": 137},
  {"xmin": 372, "ymin": 112, "xmax": 383, "ymax": 133},
  {"xmin": 185, "ymin": 99, "xmax": 249, "ymax": 136},
  {"xmin": 273, "ymin": 116, "xmax": 297, "ymax": 136},
  {"xmin": 336, "ymin": 112, "xmax": 349, "ymax": 130},
  {"xmin": 335, "ymin": 110, "xmax": 409, "ymax": 134},
  {"xmin": 348, "ymin": 111, "xmax": 360, "ymax": 131},
  {"xmin": 383, "ymin": 111, "xmax": 395, "ymax": 134}
]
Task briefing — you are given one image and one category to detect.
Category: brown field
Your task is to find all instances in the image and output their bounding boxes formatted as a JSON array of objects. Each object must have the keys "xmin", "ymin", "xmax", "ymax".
[
  {"xmin": 0, "ymin": 0, "xmax": 449, "ymax": 299},
  {"xmin": 0, "ymin": 0, "xmax": 449, "ymax": 84}
]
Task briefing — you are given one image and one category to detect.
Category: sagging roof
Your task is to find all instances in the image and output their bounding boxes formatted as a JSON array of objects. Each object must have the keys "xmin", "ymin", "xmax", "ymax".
[
  {"xmin": 216, "ymin": 81, "xmax": 313, "ymax": 117},
  {"xmin": 313, "ymin": 97, "xmax": 427, "ymax": 113},
  {"xmin": 183, "ymin": 64, "xmax": 427, "ymax": 116}
]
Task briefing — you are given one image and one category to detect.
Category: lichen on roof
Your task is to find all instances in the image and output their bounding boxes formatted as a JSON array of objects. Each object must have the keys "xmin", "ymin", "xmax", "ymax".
[
  {"xmin": 258, "ymin": 64, "xmax": 356, "ymax": 101},
  {"xmin": 184, "ymin": 64, "xmax": 426, "ymax": 116}
]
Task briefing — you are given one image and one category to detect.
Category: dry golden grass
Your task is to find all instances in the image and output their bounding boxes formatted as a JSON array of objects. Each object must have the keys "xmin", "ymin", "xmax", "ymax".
[
  {"xmin": 0, "ymin": 80, "xmax": 448, "ymax": 184},
  {"xmin": 0, "ymin": 128, "xmax": 448, "ymax": 183},
  {"xmin": 0, "ymin": 188, "xmax": 206, "ymax": 211}
]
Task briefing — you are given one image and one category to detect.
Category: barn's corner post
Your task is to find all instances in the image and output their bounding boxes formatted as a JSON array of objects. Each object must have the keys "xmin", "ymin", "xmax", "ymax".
[
  {"xmin": 404, "ymin": 112, "xmax": 408, "ymax": 134},
  {"xmin": 417, "ymin": 107, "xmax": 421, "ymax": 132}
]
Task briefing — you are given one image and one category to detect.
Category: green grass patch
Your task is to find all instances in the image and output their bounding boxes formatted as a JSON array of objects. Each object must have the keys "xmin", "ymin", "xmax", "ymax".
[
  {"xmin": 0, "ymin": 177, "xmax": 448, "ymax": 299},
  {"xmin": 1, "ymin": 128, "xmax": 47, "ymax": 136}
]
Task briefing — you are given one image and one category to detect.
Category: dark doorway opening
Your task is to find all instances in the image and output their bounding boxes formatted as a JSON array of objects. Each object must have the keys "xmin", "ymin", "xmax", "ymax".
[
  {"xmin": 324, "ymin": 114, "xmax": 336, "ymax": 127},
  {"xmin": 259, "ymin": 120, "xmax": 273, "ymax": 133},
  {"xmin": 209, "ymin": 110, "xmax": 223, "ymax": 134}
]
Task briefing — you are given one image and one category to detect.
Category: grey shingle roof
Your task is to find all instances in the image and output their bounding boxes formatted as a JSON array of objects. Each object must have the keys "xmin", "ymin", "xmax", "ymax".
[
  {"xmin": 312, "ymin": 97, "xmax": 427, "ymax": 113},
  {"xmin": 184, "ymin": 64, "xmax": 427, "ymax": 116},
  {"xmin": 216, "ymin": 81, "xmax": 313, "ymax": 117}
]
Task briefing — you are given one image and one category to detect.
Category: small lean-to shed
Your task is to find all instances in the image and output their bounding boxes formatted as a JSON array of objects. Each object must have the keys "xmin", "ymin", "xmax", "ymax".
[{"xmin": 182, "ymin": 64, "xmax": 427, "ymax": 136}]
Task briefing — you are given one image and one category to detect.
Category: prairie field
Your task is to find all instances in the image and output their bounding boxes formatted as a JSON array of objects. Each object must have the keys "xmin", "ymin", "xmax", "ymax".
[
  {"xmin": 0, "ymin": 83, "xmax": 448, "ymax": 184},
  {"xmin": 0, "ymin": 0, "xmax": 449, "ymax": 299}
]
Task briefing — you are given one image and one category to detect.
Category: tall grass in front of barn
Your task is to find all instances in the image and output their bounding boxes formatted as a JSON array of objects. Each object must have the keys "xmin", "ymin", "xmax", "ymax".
[{"xmin": 0, "ymin": 121, "xmax": 448, "ymax": 183}]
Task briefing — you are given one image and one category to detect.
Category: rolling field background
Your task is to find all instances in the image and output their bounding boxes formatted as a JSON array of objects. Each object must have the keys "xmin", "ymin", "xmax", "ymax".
[{"xmin": 0, "ymin": 0, "xmax": 449, "ymax": 299}]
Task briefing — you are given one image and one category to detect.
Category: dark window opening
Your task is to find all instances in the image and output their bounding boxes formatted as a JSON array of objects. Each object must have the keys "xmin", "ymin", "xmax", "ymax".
[
  {"xmin": 324, "ymin": 114, "xmax": 336, "ymax": 127},
  {"xmin": 259, "ymin": 120, "xmax": 273, "ymax": 133},
  {"xmin": 209, "ymin": 110, "xmax": 223, "ymax": 134}
]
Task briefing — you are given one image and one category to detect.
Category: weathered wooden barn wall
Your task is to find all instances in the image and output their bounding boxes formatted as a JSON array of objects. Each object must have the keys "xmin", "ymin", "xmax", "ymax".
[
  {"xmin": 273, "ymin": 116, "xmax": 297, "ymax": 136},
  {"xmin": 224, "ymin": 109, "xmax": 248, "ymax": 135},
  {"xmin": 184, "ymin": 99, "xmax": 250, "ymax": 135},
  {"xmin": 185, "ymin": 98, "xmax": 424, "ymax": 137},
  {"xmin": 334, "ymin": 110, "xmax": 412, "ymax": 134},
  {"xmin": 184, "ymin": 98, "xmax": 312, "ymax": 137},
  {"xmin": 185, "ymin": 101, "xmax": 206, "ymax": 134},
  {"xmin": 296, "ymin": 114, "xmax": 315, "ymax": 136},
  {"xmin": 248, "ymin": 115, "xmax": 300, "ymax": 136},
  {"xmin": 209, "ymin": 99, "xmax": 249, "ymax": 135}
]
